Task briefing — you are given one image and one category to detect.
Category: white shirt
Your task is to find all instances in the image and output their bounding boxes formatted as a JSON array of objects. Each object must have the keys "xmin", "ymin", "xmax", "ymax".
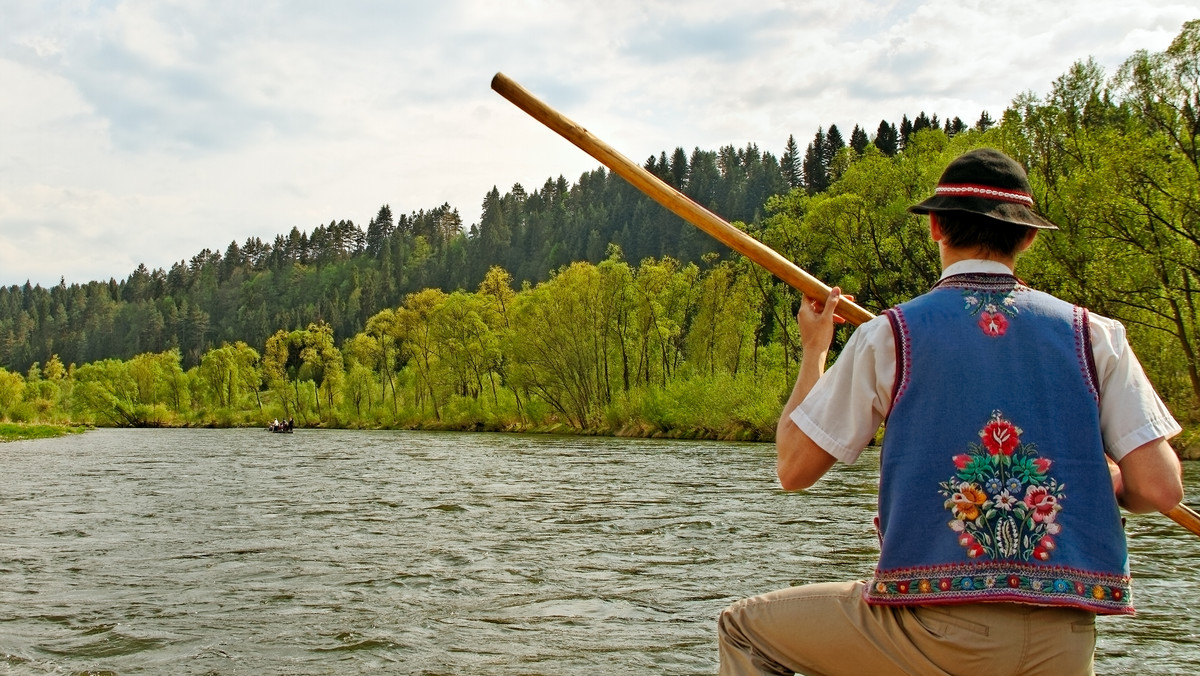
[{"xmin": 791, "ymin": 259, "xmax": 1181, "ymax": 464}]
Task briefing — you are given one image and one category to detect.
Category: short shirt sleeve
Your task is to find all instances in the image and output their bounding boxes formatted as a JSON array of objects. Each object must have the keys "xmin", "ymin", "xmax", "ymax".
[
  {"xmin": 1089, "ymin": 314, "xmax": 1181, "ymax": 460},
  {"xmin": 789, "ymin": 315, "xmax": 896, "ymax": 464}
]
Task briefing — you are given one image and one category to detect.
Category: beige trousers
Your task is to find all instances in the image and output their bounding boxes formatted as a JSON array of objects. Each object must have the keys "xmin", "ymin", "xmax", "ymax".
[{"xmin": 718, "ymin": 581, "xmax": 1097, "ymax": 676}]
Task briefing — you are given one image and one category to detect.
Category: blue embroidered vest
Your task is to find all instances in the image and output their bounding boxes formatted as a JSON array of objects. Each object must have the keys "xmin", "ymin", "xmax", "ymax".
[{"xmin": 865, "ymin": 273, "xmax": 1132, "ymax": 615}]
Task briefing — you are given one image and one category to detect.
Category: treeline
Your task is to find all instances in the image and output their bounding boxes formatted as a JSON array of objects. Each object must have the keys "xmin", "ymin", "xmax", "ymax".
[
  {"xmin": 0, "ymin": 144, "xmax": 794, "ymax": 373},
  {"xmin": 1, "ymin": 20, "xmax": 1197, "ymax": 438},
  {"xmin": 0, "ymin": 261, "xmax": 791, "ymax": 439},
  {"xmin": 0, "ymin": 112, "xmax": 987, "ymax": 376}
]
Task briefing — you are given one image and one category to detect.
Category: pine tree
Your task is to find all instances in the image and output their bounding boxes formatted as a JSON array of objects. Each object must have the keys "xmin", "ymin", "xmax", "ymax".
[
  {"xmin": 824, "ymin": 124, "xmax": 845, "ymax": 168},
  {"xmin": 874, "ymin": 120, "xmax": 899, "ymax": 156},
  {"xmin": 849, "ymin": 125, "xmax": 870, "ymax": 154},
  {"xmin": 220, "ymin": 241, "xmax": 242, "ymax": 282},
  {"xmin": 944, "ymin": 116, "xmax": 968, "ymax": 136},
  {"xmin": 671, "ymin": 147, "xmax": 689, "ymax": 188},
  {"xmin": 365, "ymin": 205, "xmax": 394, "ymax": 257},
  {"xmin": 780, "ymin": 134, "xmax": 802, "ymax": 189},
  {"xmin": 802, "ymin": 127, "xmax": 829, "ymax": 194}
]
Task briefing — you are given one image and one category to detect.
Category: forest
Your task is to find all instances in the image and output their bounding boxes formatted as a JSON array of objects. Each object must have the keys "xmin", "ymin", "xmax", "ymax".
[{"xmin": 0, "ymin": 21, "xmax": 1197, "ymax": 448}]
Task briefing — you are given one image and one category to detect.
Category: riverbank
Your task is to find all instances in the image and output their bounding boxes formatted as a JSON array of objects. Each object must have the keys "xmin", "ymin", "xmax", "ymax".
[
  {"xmin": 0, "ymin": 423, "xmax": 91, "ymax": 442},
  {"xmin": 13, "ymin": 416, "xmax": 1200, "ymax": 459}
]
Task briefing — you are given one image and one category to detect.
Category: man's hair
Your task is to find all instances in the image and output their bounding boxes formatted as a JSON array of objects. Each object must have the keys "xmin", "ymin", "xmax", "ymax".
[{"xmin": 934, "ymin": 210, "xmax": 1035, "ymax": 257}]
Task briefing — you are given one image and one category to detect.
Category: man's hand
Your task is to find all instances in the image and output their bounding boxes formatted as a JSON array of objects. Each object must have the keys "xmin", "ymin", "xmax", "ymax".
[{"xmin": 797, "ymin": 287, "xmax": 849, "ymax": 356}]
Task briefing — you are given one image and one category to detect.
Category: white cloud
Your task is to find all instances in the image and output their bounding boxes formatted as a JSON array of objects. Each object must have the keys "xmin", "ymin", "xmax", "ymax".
[{"xmin": 0, "ymin": 0, "xmax": 1193, "ymax": 286}]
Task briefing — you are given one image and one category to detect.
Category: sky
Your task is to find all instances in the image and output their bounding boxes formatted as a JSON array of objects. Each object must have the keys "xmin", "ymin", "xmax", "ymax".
[{"xmin": 0, "ymin": 1, "xmax": 1194, "ymax": 288}]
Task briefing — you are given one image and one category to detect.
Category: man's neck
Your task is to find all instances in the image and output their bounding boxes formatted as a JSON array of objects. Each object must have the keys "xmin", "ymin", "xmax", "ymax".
[{"xmin": 939, "ymin": 246, "xmax": 1016, "ymax": 273}]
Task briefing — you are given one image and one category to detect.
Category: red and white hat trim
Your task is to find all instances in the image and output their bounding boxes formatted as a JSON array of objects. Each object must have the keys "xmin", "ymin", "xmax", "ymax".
[{"xmin": 935, "ymin": 183, "xmax": 1033, "ymax": 206}]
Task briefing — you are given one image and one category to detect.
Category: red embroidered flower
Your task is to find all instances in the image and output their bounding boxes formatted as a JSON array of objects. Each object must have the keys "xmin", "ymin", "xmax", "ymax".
[
  {"xmin": 1033, "ymin": 536, "xmax": 1057, "ymax": 561},
  {"xmin": 898, "ymin": 581, "xmax": 910, "ymax": 594},
  {"xmin": 1007, "ymin": 575, "xmax": 1021, "ymax": 588},
  {"xmin": 1112, "ymin": 588, "xmax": 1123, "ymax": 601},
  {"xmin": 1024, "ymin": 486, "xmax": 1059, "ymax": 523},
  {"xmin": 966, "ymin": 543, "xmax": 985, "ymax": 558},
  {"xmin": 953, "ymin": 454, "xmax": 971, "ymax": 470},
  {"xmin": 981, "ymin": 420, "xmax": 1020, "ymax": 456},
  {"xmin": 979, "ymin": 311, "xmax": 1008, "ymax": 337},
  {"xmin": 938, "ymin": 578, "xmax": 952, "ymax": 591},
  {"xmin": 1027, "ymin": 540, "xmax": 1056, "ymax": 561},
  {"xmin": 1033, "ymin": 457, "xmax": 1052, "ymax": 473}
]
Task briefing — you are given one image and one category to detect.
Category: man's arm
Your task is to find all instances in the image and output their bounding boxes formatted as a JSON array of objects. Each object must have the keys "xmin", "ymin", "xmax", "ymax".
[
  {"xmin": 776, "ymin": 288, "xmax": 842, "ymax": 491},
  {"xmin": 1111, "ymin": 437, "xmax": 1185, "ymax": 514}
]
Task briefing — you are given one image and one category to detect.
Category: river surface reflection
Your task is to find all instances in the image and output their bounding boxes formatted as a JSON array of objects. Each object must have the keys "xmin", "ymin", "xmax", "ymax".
[{"xmin": 1, "ymin": 428, "xmax": 1197, "ymax": 674}]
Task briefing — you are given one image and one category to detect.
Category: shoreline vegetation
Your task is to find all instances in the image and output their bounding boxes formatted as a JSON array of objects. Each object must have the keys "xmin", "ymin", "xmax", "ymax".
[
  {"xmin": 0, "ymin": 423, "xmax": 90, "ymax": 443},
  {"xmin": 3, "ymin": 23, "xmax": 1200, "ymax": 461},
  {"xmin": 8, "ymin": 419, "xmax": 1199, "ymax": 461}
]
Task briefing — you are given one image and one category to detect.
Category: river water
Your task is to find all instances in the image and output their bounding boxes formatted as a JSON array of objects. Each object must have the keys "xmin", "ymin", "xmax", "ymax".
[{"xmin": 0, "ymin": 428, "xmax": 1197, "ymax": 675}]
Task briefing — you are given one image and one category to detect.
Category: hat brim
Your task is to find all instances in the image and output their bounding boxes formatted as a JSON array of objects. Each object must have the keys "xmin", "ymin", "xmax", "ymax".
[{"xmin": 908, "ymin": 195, "xmax": 1059, "ymax": 230}]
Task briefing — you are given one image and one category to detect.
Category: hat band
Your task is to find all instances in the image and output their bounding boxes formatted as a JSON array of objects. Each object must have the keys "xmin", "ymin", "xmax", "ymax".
[{"xmin": 935, "ymin": 183, "xmax": 1034, "ymax": 206}]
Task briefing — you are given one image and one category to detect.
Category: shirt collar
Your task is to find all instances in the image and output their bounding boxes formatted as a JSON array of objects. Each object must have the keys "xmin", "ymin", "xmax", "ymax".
[{"xmin": 939, "ymin": 259, "xmax": 1015, "ymax": 280}]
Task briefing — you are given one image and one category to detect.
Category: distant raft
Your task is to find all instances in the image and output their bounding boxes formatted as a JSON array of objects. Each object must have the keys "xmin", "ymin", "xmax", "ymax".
[{"xmin": 267, "ymin": 419, "xmax": 294, "ymax": 433}]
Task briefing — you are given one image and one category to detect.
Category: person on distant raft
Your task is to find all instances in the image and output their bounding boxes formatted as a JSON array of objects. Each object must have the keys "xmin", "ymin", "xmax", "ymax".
[{"xmin": 718, "ymin": 148, "xmax": 1186, "ymax": 676}]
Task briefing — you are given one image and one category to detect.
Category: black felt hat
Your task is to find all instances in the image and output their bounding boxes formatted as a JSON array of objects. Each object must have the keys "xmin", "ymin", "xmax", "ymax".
[{"xmin": 908, "ymin": 148, "xmax": 1058, "ymax": 229}]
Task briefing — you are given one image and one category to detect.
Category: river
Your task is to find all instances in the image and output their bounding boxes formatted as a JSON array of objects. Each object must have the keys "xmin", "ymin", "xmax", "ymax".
[{"xmin": 1, "ymin": 428, "xmax": 1197, "ymax": 674}]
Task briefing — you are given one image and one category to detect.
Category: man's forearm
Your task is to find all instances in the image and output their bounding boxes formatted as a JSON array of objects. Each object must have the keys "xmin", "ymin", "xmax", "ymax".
[
  {"xmin": 776, "ymin": 289, "xmax": 843, "ymax": 490},
  {"xmin": 778, "ymin": 345, "xmax": 828, "ymax": 436},
  {"xmin": 775, "ymin": 336, "xmax": 836, "ymax": 489}
]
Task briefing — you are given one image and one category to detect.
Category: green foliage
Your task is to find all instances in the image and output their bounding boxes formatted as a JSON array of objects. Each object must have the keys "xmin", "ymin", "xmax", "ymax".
[
  {"xmin": 71, "ymin": 357, "xmax": 181, "ymax": 427},
  {"xmin": 0, "ymin": 368, "xmax": 25, "ymax": 420},
  {"xmin": 505, "ymin": 262, "xmax": 613, "ymax": 428},
  {"xmin": 609, "ymin": 368, "xmax": 787, "ymax": 440},
  {"xmin": 1003, "ymin": 22, "xmax": 1200, "ymax": 417},
  {"xmin": 198, "ymin": 342, "xmax": 261, "ymax": 410},
  {"xmin": 0, "ymin": 423, "xmax": 88, "ymax": 442}
]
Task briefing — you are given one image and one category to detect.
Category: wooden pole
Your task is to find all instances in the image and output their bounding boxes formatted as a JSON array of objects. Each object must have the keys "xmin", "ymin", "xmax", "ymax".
[
  {"xmin": 1165, "ymin": 502, "xmax": 1200, "ymax": 537},
  {"xmin": 491, "ymin": 71, "xmax": 1200, "ymax": 540},
  {"xmin": 490, "ymin": 72, "xmax": 874, "ymax": 326}
]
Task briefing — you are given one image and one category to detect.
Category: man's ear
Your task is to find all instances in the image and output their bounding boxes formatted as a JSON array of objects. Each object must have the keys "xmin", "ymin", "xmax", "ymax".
[
  {"xmin": 1017, "ymin": 227, "xmax": 1038, "ymax": 253},
  {"xmin": 929, "ymin": 212, "xmax": 944, "ymax": 242}
]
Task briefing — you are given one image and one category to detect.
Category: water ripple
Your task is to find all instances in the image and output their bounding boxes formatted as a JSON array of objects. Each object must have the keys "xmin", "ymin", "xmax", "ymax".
[{"xmin": 0, "ymin": 428, "xmax": 1196, "ymax": 674}]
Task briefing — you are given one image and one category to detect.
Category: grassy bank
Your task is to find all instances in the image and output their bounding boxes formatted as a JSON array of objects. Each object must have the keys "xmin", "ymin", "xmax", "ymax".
[{"xmin": 0, "ymin": 423, "xmax": 91, "ymax": 442}]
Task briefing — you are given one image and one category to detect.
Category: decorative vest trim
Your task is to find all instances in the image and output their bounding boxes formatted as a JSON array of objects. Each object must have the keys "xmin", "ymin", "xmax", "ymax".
[{"xmin": 864, "ymin": 273, "xmax": 1132, "ymax": 615}]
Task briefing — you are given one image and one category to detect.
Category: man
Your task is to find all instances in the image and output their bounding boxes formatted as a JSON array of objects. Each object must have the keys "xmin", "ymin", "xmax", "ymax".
[{"xmin": 718, "ymin": 148, "xmax": 1185, "ymax": 676}]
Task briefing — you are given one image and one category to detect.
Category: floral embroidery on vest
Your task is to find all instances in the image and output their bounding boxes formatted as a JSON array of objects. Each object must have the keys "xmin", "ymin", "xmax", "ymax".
[
  {"xmin": 963, "ymin": 288, "xmax": 1019, "ymax": 337},
  {"xmin": 939, "ymin": 410, "xmax": 1064, "ymax": 561}
]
